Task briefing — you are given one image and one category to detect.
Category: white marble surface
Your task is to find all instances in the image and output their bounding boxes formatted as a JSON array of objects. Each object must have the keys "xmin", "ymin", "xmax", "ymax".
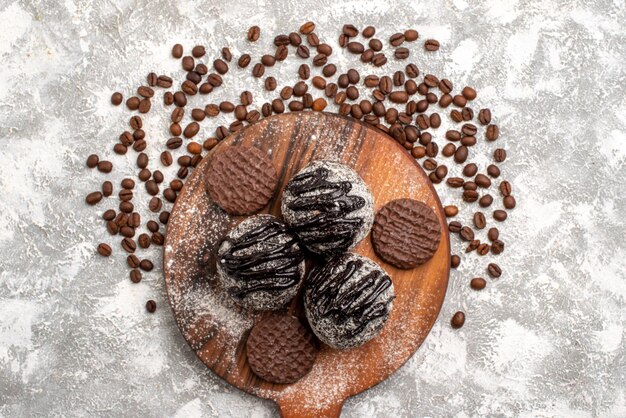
[{"xmin": 1, "ymin": 0, "xmax": 625, "ymax": 416}]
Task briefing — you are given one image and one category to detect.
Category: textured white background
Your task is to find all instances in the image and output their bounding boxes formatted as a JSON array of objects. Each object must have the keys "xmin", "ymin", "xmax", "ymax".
[{"xmin": 1, "ymin": 0, "xmax": 625, "ymax": 416}]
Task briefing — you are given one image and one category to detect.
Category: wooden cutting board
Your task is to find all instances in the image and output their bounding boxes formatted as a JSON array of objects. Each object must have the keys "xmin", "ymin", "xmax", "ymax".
[{"xmin": 164, "ymin": 112, "xmax": 450, "ymax": 417}]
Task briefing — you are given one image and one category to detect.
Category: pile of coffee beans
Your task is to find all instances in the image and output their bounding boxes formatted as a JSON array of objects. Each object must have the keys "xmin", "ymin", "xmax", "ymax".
[{"xmin": 86, "ymin": 22, "xmax": 515, "ymax": 324}]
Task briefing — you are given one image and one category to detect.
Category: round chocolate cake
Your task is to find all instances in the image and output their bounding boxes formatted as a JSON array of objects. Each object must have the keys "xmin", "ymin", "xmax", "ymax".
[
  {"xmin": 304, "ymin": 253, "xmax": 395, "ymax": 349},
  {"xmin": 281, "ymin": 161, "xmax": 374, "ymax": 256},
  {"xmin": 216, "ymin": 215, "xmax": 306, "ymax": 310}
]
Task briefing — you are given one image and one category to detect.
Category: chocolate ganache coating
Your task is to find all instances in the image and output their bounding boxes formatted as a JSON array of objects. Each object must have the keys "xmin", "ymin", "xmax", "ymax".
[
  {"xmin": 281, "ymin": 161, "xmax": 374, "ymax": 256},
  {"xmin": 304, "ymin": 253, "xmax": 395, "ymax": 349},
  {"xmin": 217, "ymin": 215, "xmax": 306, "ymax": 310}
]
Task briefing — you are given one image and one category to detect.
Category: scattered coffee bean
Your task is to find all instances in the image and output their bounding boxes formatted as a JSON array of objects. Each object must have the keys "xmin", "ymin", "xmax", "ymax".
[
  {"xmin": 451, "ymin": 311, "xmax": 465, "ymax": 328},
  {"xmin": 487, "ymin": 164, "xmax": 501, "ymax": 178},
  {"xmin": 444, "ymin": 205, "xmax": 458, "ymax": 217},
  {"xmin": 121, "ymin": 237, "xmax": 136, "ymax": 253},
  {"xmin": 500, "ymin": 181, "xmax": 512, "ymax": 197},
  {"xmin": 479, "ymin": 194, "xmax": 493, "ymax": 207},
  {"xmin": 460, "ymin": 226, "xmax": 475, "ymax": 241},
  {"xmin": 111, "ymin": 92, "xmax": 123, "ymax": 106},
  {"xmin": 86, "ymin": 192, "xmax": 103, "ymax": 205},
  {"xmin": 491, "ymin": 239, "xmax": 504, "ymax": 255},
  {"xmin": 493, "ymin": 210, "xmax": 508, "ymax": 221},
  {"xmin": 97, "ymin": 243, "xmax": 112, "ymax": 257},
  {"xmin": 473, "ymin": 212, "xmax": 486, "ymax": 229},
  {"xmin": 424, "ymin": 39, "xmax": 440, "ymax": 51},
  {"xmin": 488, "ymin": 263, "xmax": 502, "ymax": 278},
  {"xmin": 146, "ymin": 300, "xmax": 157, "ymax": 313},
  {"xmin": 451, "ymin": 255, "xmax": 461, "ymax": 268},
  {"xmin": 486, "ymin": 124, "xmax": 500, "ymax": 141},
  {"xmin": 470, "ymin": 278, "xmax": 486, "ymax": 290},
  {"xmin": 247, "ymin": 26, "xmax": 260, "ymax": 42}
]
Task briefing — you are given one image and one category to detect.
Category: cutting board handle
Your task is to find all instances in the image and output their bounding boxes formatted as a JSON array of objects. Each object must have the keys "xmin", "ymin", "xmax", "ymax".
[{"xmin": 277, "ymin": 398, "xmax": 344, "ymax": 418}]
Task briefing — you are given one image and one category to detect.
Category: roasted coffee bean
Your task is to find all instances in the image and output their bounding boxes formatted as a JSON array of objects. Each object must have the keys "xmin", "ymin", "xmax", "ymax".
[
  {"xmin": 317, "ymin": 43, "xmax": 332, "ymax": 56},
  {"xmin": 152, "ymin": 232, "xmax": 165, "ymax": 245},
  {"xmin": 460, "ymin": 226, "xmax": 475, "ymax": 241},
  {"xmin": 137, "ymin": 86, "xmax": 154, "ymax": 98},
  {"xmin": 101, "ymin": 181, "xmax": 113, "ymax": 197},
  {"xmin": 137, "ymin": 98, "xmax": 151, "ymax": 113},
  {"xmin": 181, "ymin": 80, "xmax": 197, "ymax": 95},
  {"xmin": 424, "ymin": 39, "xmax": 440, "ymax": 51},
  {"xmin": 128, "ymin": 212, "xmax": 141, "ymax": 228},
  {"xmin": 146, "ymin": 300, "xmax": 157, "ymax": 313},
  {"xmin": 293, "ymin": 81, "xmax": 308, "ymax": 97},
  {"xmin": 473, "ymin": 212, "xmax": 486, "ymax": 229},
  {"xmin": 138, "ymin": 168, "xmax": 151, "ymax": 182},
  {"xmin": 463, "ymin": 190, "xmax": 479, "ymax": 203},
  {"xmin": 173, "ymin": 92, "xmax": 187, "ymax": 107},
  {"xmin": 478, "ymin": 108, "xmax": 492, "ymax": 125},
  {"xmin": 163, "ymin": 188, "xmax": 177, "ymax": 203},
  {"xmin": 113, "ymin": 143, "xmax": 127, "ymax": 157},
  {"xmin": 487, "ymin": 227, "xmax": 499, "ymax": 242},
  {"xmin": 462, "ymin": 107, "xmax": 474, "ymax": 121},
  {"xmin": 470, "ymin": 278, "xmax": 486, "ymax": 290},
  {"xmin": 120, "ymin": 202, "xmax": 133, "ymax": 215},
  {"xmin": 500, "ymin": 181, "xmax": 512, "ymax": 197},
  {"xmin": 486, "ymin": 124, "xmax": 500, "ymax": 141},
  {"xmin": 503, "ymin": 195, "xmax": 516, "ymax": 209},
  {"xmin": 439, "ymin": 94, "xmax": 452, "ymax": 108},
  {"xmin": 247, "ymin": 25, "xmax": 260, "ymax": 42},
  {"xmin": 395, "ymin": 47, "xmax": 409, "ymax": 59},
  {"xmin": 118, "ymin": 189, "xmax": 133, "ymax": 202},
  {"xmin": 479, "ymin": 194, "xmax": 494, "ymax": 208},
  {"xmin": 205, "ymin": 104, "xmax": 219, "ymax": 117},
  {"xmin": 447, "ymin": 177, "xmax": 464, "ymax": 188},
  {"xmin": 106, "ymin": 221, "xmax": 119, "ymax": 235},
  {"xmin": 183, "ymin": 122, "xmax": 200, "ymax": 138},
  {"xmin": 475, "ymin": 174, "xmax": 491, "ymax": 188},
  {"xmin": 466, "ymin": 240, "xmax": 480, "ymax": 253},
  {"xmin": 146, "ymin": 220, "xmax": 159, "ymax": 233},
  {"xmin": 213, "ymin": 59, "xmax": 228, "ymax": 74},
  {"xmin": 312, "ymin": 53, "xmax": 327, "ymax": 67},
  {"xmin": 493, "ymin": 210, "xmax": 508, "ymax": 221},
  {"xmin": 165, "ymin": 137, "xmax": 182, "ymax": 150},
  {"xmin": 97, "ymin": 161, "xmax": 112, "ymax": 173},
  {"xmin": 462, "ymin": 86, "xmax": 477, "ymax": 100},
  {"xmin": 135, "ymin": 233, "xmax": 150, "ymax": 249},
  {"xmin": 452, "ymin": 95, "xmax": 467, "ymax": 107},
  {"xmin": 451, "ymin": 311, "xmax": 465, "ymax": 329},
  {"xmin": 461, "ymin": 135, "xmax": 476, "ymax": 147},
  {"xmin": 260, "ymin": 54, "xmax": 276, "ymax": 67},
  {"xmin": 445, "ymin": 130, "xmax": 461, "ymax": 142},
  {"xmin": 238, "ymin": 54, "xmax": 251, "ymax": 68},
  {"xmin": 449, "ymin": 221, "xmax": 462, "ymax": 233},
  {"xmin": 342, "ymin": 24, "xmax": 359, "ymax": 37},
  {"xmin": 461, "ymin": 123, "xmax": 477, "ymax": 136},
  {"xmin": 494, "ymin": 148, "xmax": 507, "ymax": 162},
  {"xmin": 86, "ymin": 191, "xmax": 103, "ymax": 205},
  {"xmin": 252, "ymin": 63, "xmax": 265, "ymax": 77},
  {"xmin": 389, "ymin": 91, "xmax": 409, "ymax": 103},
  {"xmin": 157, "ymin": 75, "xmax": 173, "ymax": 88},
  {"xmin": 423, "ymin": 158, "xmax": 437, "ymax": 171},
  {"xmin": 97, "ymin": 243, "xmax": 112, "ymax": 257},
  {"xmin": 464, "ymin": 181, "xmax": 477, "ymax": 191},
  {"xmin": 321, "ymin": 64, "xmax": 337, "ymax": 78},
  {"xmin": 172, "ymin": 43, "xmax": 183, "ymax": 58},
  {"xmin": 442, "ymin": 143, "xmax": 456, "ymax": 157},
  {"xmin": 145, "ymin": 180, "xmax": 159, "ymax": 196},
  {"xmin": 148, "ymin": 197, "xmax": 162, "ymax": 213},
  {"xmin": 488, "ymin": 263, "xmax": 502, "ymax": 278},
  {"xmin": 434, "ymin": 165, "xmax": 448, "ymax": 180},
  {"xmin": 300, "ymin": 21, "xmax": 315, "ymax": 34},
  {"xmin": 411, "ymin": 146, "xmax": 426, "ymax": 159},
  {"xmin": 86, "ymin": 154, "xmax": 99, "ymax": 168},
  {"xmin": 454, "ymin": 146, "xmax": 469, "ymax": 164},
  {"xmin": 146, "ymin": 72, "xmax": 157, "ymax": 86},
  {"xmin": 126, "ymin": 96, "xmax": 140, "ymax": 110},
  {"xmin": 129, "ymin": 269, "xmax": 142, "ymax": 283},
  {"xmin": 491, "ymin": 239, "xmax": 504, "ymax": 254},
  {"xmin": 121, "ymin": 237, "xmax": 136, "ymax": 253},
  {"xmin": 135, "ymin": 153, "xmax": 148, "ymax": 169},
  {"xmin": 139, "ymin": 259, "xmax": 154, "ymax": 272},
  {"xmin": 103, "ymin": 209, "xmax": 116, "ymax": 221},
  {"xmin": 451, "ymin": 255, "xmax": 461, "ymax": 268},
  {"xmin": 111, "ymin": 92, "xmax": 123, "ymax": 106},
  {"xmin": 127, "ymin": 254, "xmax": 140, "ymax": 269},
  {"xmin": 372, "ymin": 53, "xmax": 387, "ymax": 67},
  {"xmin": 159, "ymin": 211, "xmax": 170, "ymax": 224},
  {"xmin": 444, "ymin": 205, "xmax": 458, "ymax": 217},
  {"xmin": 120, "ymin": 226, "xmax": 135, "ymax": 238},
  {"xmin": 487, "ymin": 164, "xmax": 501, "ymax": 178},
  {"xmin": 463, "ymin": 163, "xmax": 478, "ymax": 177}
]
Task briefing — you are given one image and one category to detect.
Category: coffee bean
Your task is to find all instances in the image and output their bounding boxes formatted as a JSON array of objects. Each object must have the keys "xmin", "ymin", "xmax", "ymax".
[
  {"xmin": 487, "ymin": 164, "xmax": 501, "ymax": 178},
  {"xmin": 442, "ymin": 143, "xmax": 456, "ymax": 158},
  {"xmin": 311, "ymin": 97, "xmax": 327, "ymax": 111},
  {"xmin": 106, "ymin": 221, "xmax": 118, "ymax": 235},
  {"xmin": 449, "ymin": 221, "xmax": 462, "ymax": 233},
  {"xmin": 247, "ymin": 26, "xmax": 260, "ymax": 41},
  {"xmin": 159, "ymin": 211, "xmax": 170, "ymax": 224},
  {"xmin": 462, "ymin": 86, "xmax": 477, "ymax": 100},
  {"xmin": 252, "ymin": 63, "xmax": 265, "ymax": 77},
  {"xmin": 121, "ymin": 237, "xmax": 136, "ymax": 253},
  {"xmin": 475, "ymin": 174, "xmax": 491, "ymax": 188},
  {"xmin": 120, "ymin": 201, "xmax": 133, "ymax": 213},
  {"xmin": 488, "ymin": 263, "xmax": 502, "ymax": 278},
  {"xmin": 236, "ymin": 54, "xmax": 251, "ymax": 69},
  {"xmin": 97, "ymin": 243, "xmax": 112, "ymax": 257},
  {"xmin": 479, "ymin": 194, "xmax": 493, "ymax": 207},
  {"xmin": 389, "ymin": 91, "xmax": 409, "ymax": 104},
  {"xmin": 451, "ymin": 255, "xmax": 461, "ymax": 268},
  {"xmin": 120, "ymin": 226, "xmax": 135, "ymax": 238},
  {"xmin": 86, "ymin": 154, "xmax": 99, "ymax": 168},
  {"xmin": 164, "ymin": 188, "xmax": 177, "ymax": 203},
  {"xmin": 464, "ymin": 181, "xmax": 477, "ymax": 191},
  {"xmin": 486, "ymin": 124, "xmax": 500, "ymax": 141},
  {"xmin": 102, "ymin": 209, "xmax": 116, "ymax": 221},
  {"xmin": 447, "ymin": 177, "xmax": 464, "ymax": 188},
  {"xmin": 126, "ymin": 96, "xmax": 140, "ymax": 110},
  {"xmin": 493, "ymin": 210, "xmax": 508, "ymax": 221},
  {"xmin": 135, "ymin": 153, "xmax": 147, "ymax": 169},
  {"xmin": 491, "ymin": 239, "xmax": 504, "ymax": 255},
  {"xmin": 477, "ymin": 243, "xmax": 490, "ymax": 256},
  {"xmin": 494, "ymin": 148, "xmax": 507, "ymax": 163},
  {"xmin": 444, "ymin": 205, "xmax": 458, "ymax": 217},
  {"xmin": 128, "ymin": 269, "xmax": 141, "ymax": 283},
  {"xmin": 435, "ymin": 164, "xmax": 447, "ymax": 179},
  {"xmin": 145, "ymin": 299, "xmax": 157, "ymax": 313},
  {"xmin": 371, "ymin": 53, "xmax": 387, "ymax": 67},
  {"xmin": 128, "ymin": 212, "xmax": 140, "ymax": 228},
  {"xmin": 317, "ymin": 43, "xmax": 332, "ymax": 56},
  {"xmin": 461, "ymin": 123, "xmax": 477, "ymax": 136},
  {"xmin": 146, "ymin": 220, "xmax": 159, "ymax": 233},
  {"xmin": 454, "ymin": 146, "xmax": 469, "ymax": 164},
  {"xmin": 478, "ymin": 108, "xmax": 492, "ymax": 125},
  {"xmin": 460, "ymin": 226, "xmax": 474, "ymax": 241},
  {"xmin": 451, "ymin": 311, "xmax": 465, "ymax": 328},
  {"xmin": 503, "ymin": 195, "xmax": 516, "ymax": 210},
  {"xmin": 473, "ymin": 212, "xmax": 486, "ymax": 229},
  {"xmin": 470, "ymin": 278, "xmax": 486, "ymax": 290},
  {"xmin": 439, "ymin": 94, "xmax": 452, "ymax": 108},
  {"xmin": 462, "ymin": 163, "xmax": 477, "ymax": 177},
  {"xmin": 86, "ymin": 192, "xmax": 103, "ymax": 205},
  {"xmin": 463, "ymin": 190, "xmax": 479, "ymax": 203},
  {"xmin": 101, "ymin": 181, "xmax": 113, "ymax": 197},
  {"xmin": 124, "ymin": 254, "xmax": 139, "ymax": 269},
  {"xmin": 500, "ymin": 181, "xmax": 512, "ymax": 197},
  {"xmin": 137, "ymin": 98, "xmax": 151, "ymax": 113},
  {"xmin": 183, "ymin": 122, "xmax": 200, "ymax": 138},
  {"xmin": 97, "ymin": 161, "xmax": 112, "ymax": 173},
  {"xmin": 151, "ymin": 230, "xmax": 164, "ymax": 244},
  {"xmin": 157, "ymin": 75, "xmax": 173, "ymax": 88},
  {"xmin": 110, "ymin": 92, "xmax": 123, "ymax": 106},
  {"xmin": 466, "ymin": 240, "xmax": 480, "ymax": 253},
  {"xmin": 453, "ymin": 95, "xmax": 467, "ymax": 107},
  {"xmin": 485, "ymin": 228, "xmax": 499, "ymax": 242},
  {"xmin": 424, "ymin": 39, "xmax": 440, "ymax": 51},
  {"xmin": 139, "ymin": 259, "xmax": 154, "ymax": 272},
  {"xmin": 137, "ymin": 86, "xmax": 154, "ymax": 98},
  {"xmin": 171, "ymin": 43, "xmax": 183, "ymax": 59}
]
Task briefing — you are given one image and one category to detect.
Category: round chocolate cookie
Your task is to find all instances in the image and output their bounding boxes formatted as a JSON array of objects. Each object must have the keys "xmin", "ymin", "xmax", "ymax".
[
  {"xmin": 304, "ymin": 253, "xmax": 394, "ymax": 349},
  {"xmin": 217, "ymin": 215, "xmax": 306, "ymax": 310},
  {"xmin": 281, "ymin": 161, "xmax": 374, "ymax": 256},
  {"xmin": 371, "ymin": 198, "xmax": 441, "ymax": 269},
  {"xmin": 206, "ymin": 146, "xmax": 278, "ymax": 215},
  {"xmin": 246, "ymin": 315, "xmax": 317, "ymax": 384}
]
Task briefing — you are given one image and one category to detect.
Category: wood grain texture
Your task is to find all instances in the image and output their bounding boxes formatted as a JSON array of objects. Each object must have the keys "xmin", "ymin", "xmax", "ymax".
[{"xmin": 164, "ymin": 112, "xmax": 450, "ymax": 418}]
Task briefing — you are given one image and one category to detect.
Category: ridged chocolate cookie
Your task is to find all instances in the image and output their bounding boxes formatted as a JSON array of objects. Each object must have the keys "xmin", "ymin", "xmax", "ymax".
[
  {"xmin": 246, "ymin": 315, "xmax": 317, "ymax": 384},
  {"xmin": 372, "ymin": 199, "xmax": 441, "ymax": 269},
  {"xmin": 205, "ymin": 146, "xmax": 278, "ymax": 215}
]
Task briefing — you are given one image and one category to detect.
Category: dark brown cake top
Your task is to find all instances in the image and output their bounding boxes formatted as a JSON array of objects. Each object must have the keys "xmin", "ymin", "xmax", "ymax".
[
  {"xmin": 246, "ymin": 315, "xmax": 317, "ymax": 384},
  {"xmin": 205, "ymin": 146, "xmax": 278, "ymax": 215},
  {"xmin": 371, "ymin": 198, "xmax": 441, "ymax": 269}
]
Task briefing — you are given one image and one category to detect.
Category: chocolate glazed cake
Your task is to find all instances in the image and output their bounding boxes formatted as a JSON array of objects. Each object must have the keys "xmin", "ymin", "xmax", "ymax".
[
  {"xmin": 217, "ymin": 215, "xmax": 306, "ymax": 310},
  {"xmin": 304, "ymin": 253, "xmax": 395, "ymax": 349},
  {"xmin": 281, "ymin": 161, "xmax": 374, "ymax": 256}
]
